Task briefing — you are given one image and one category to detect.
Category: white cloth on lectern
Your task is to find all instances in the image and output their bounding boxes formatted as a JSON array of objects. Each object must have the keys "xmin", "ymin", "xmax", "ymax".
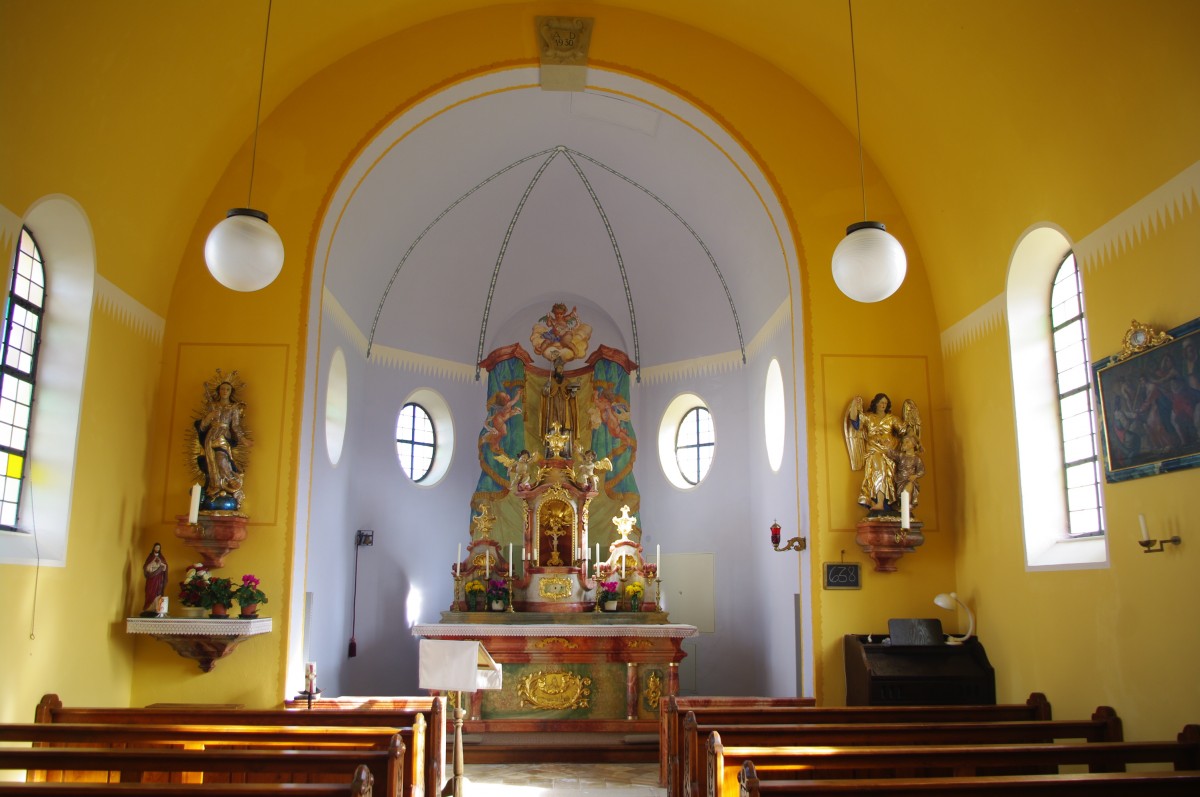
[{"xmin": 419, "ymin": 639, "xmax": 502, "ymax": 692}]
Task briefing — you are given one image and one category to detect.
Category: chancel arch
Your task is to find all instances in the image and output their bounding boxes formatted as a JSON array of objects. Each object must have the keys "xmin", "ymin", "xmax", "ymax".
[{"xmin": 297, "ymin": 64, "xmax": 810, "ymax": 698}]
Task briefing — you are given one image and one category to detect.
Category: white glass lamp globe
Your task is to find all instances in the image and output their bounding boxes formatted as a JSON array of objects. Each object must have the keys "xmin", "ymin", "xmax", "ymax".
[
  {"xmin": 204, "ymin": 208, "xmax": 285, "ymax": 292},
  {"xmin": 831, "ymin": 221, "xmax": 907, "ymax": 303}
]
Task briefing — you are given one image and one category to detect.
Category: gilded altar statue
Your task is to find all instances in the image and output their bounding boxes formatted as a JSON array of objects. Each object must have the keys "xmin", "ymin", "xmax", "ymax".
[
  {"xmin": 843, "ymin": 393, "xmax": 922, "ymax": 512},
  {"xmin": 541, "ymin": 357, "xmax": 580, "ymax": 457},
  {"xmin": 190, "ymin": 370, "xmax": 251, "ymax": 513}
]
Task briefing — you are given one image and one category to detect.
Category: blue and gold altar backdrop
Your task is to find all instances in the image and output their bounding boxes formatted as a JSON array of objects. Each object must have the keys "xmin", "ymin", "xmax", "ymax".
[{"xmin": 472, "ymin": 346, "xmax": 640, "ymax": 550}]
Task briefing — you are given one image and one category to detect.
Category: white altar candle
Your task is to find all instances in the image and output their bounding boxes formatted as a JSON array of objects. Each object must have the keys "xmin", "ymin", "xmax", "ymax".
[
  {"xmin": 509, "ymin": 543, "xmax": 513, "ymax": 567},
  {"xmin": 1139, "ymin": 514, "xmax": 1149, "ymax": 541},
  {"xmin": 485, "ymin": 552, "xmax": 489, "ymax": 579},
  {"xmin": 457, "ymin": 544, "xmax": 462, "ymax": 575},
  {"xmin": 188, "ymin": 484, "xmax": 201, "ymax": 525},
  {"xmin": 595, "ymin": 543, "xmax": 600, "ymax": 564},
  {"xmin": 901, "ymin": 490, "xmax": 910, "ymax": 530},
  {"xmin": 521, "ymin": 546, "xmax": 526, "ymax": 561},
  {"xmin": 621, "ymin": 556, "xmax": 625, "ymax": 579},
  {"xmin": 656, "ymin": 544, "xmax": 661, "ymax": 576}
]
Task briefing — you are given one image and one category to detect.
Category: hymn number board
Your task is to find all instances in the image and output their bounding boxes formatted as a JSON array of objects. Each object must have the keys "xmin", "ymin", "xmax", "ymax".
[{"xmin": 823, "ymin": 562, "xmax": 862, "ymax": 590}]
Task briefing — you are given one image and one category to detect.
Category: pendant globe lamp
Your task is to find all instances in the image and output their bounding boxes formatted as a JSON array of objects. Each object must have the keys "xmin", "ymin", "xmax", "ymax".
[
  {"xmin": 204, "ymin": 0, "xmax": 284, "ymax": 292},
  {"xmin": 831, "ymin": 0, "xmax": 906, "ymax": 303}
]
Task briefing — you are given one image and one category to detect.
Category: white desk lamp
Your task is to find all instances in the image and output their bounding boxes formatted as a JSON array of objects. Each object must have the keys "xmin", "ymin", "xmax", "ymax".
[
  {"xmin": 933, "ymin": 592, "xmax": 975, "ymax": 645},
  {"xmin": 418, "ymin": 640, "xmax": 502, "ymax": 796}
]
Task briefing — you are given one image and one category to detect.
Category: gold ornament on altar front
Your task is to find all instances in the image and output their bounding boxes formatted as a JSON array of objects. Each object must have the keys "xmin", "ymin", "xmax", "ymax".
[
  {"xmin": 518, "ymin": 671, "xmax": 592, "ymax": 710},
  {"xmin": 643, "ymin": 671, "xmax": 663, "ymax": 713},
  {"xmin": 537, "ymin": 575, "xmax": 573, "ymax": 601}
]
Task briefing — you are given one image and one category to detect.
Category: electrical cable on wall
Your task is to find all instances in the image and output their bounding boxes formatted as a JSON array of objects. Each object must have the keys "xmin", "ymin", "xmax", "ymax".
[{"xmin": 348, "ymin": 541, "xmax": 359, "ymax": 658}]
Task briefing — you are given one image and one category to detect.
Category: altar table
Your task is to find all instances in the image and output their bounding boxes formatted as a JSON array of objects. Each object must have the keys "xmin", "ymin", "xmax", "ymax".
[{"xmin": 413, "ymin": 621, "xmax": 697, "ymax": 722}]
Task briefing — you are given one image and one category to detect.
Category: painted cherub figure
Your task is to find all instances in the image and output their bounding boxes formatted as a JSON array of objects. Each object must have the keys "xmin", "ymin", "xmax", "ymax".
[{"xmin": 573, "ymin": 448, "xmax": 612, "ymax": 491}]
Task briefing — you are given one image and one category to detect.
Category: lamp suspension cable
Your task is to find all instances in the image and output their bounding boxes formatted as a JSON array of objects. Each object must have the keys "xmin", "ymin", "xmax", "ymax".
[
  {"xmin": 246, "ymin": 0, "xmax": 273, "ymax": 208},
  {"xmin": 849, "ymin": 0, "xmax": 868, "ymax": 220}
]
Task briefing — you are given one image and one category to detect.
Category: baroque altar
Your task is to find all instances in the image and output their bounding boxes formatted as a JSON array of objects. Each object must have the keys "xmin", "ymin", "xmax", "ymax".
[{"xmin": 413, "ymin": 304, "xmax": 697, "ymax": 722}]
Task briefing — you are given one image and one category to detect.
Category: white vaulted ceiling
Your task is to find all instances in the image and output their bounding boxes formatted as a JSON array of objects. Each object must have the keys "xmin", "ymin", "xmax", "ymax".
[{"xmin": 320, "ymin": 69, "xmax": 793, "ymax": 371}]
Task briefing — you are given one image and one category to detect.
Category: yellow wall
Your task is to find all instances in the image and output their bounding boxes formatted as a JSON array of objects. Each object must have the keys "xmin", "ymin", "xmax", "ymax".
[{"xmin": 1, "ymin": 1, "xmax": 1197, "ymax": 736}]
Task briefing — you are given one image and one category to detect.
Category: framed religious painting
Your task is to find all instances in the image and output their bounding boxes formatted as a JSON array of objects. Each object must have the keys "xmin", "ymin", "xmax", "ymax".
[{"xmin": 1093, "ymin": 316, "xmax": 1200, "ymax": 482}]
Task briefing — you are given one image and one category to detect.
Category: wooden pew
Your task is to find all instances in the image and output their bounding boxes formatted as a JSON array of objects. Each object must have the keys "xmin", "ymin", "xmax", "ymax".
[
  {"xmin": 0, "ymin": 744, "xmax": 399, "ymax": 794},
  {"xmin": 737, "ymin": 761, "xmax": 1200, "ymax": 795},
  {"xmin": 662, "ymin": 693, "xmax": 1053, "ymax": 796},
  {"xmin": 710, "ymin": 725, "xmax": 1200, "ymax": 797},
  {"xmin": 8, "ymin": 721, "xmax": 420, "ymax": 797},
  {"xmin": 659, "ymin": 697, "xmax": 817, "ymax": 785},
  {"xmin": 680, "ymin": 707, "xmax": 1121, "ymax": 797},
  {"xmin": 0, "ymin": 764, "xmax": 373, "ymax": 796},
  {"xmin": 33, "ymin": 695, "xmax": 442, "ymax": 797}
]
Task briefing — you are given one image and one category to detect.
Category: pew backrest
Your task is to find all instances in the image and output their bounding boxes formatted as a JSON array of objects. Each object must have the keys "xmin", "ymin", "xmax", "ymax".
[
  {"xmin": 662, "ymin": 693, "xmax": 1050, "ymax": 795},
  {"xmin": 737, "ymin": 761, "xmax": 1200, "ymax": 796},
  {"xmin": 0, "ymin": 764, "xmax": 374, "ymax": 796},
  {"xmin": 709, "ymin": 726, "xmax": 1200, "ymax": 797},
  {"xmin": 681, "ymin": 707, "xmax": 1120, "ymax": 797},
  {"xmin": 33, "ymin": 695, "xmax": 442, "ymax": 797}
]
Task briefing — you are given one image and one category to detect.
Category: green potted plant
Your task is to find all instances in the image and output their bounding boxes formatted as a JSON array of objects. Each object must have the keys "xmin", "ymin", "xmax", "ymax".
[
  {"xmin": 200, "ymin": 576, "xmax": 236, "ymax": 618},
  {"xmin": 234, "ymin": 573, "xmax": 269, "ymax": 618}
]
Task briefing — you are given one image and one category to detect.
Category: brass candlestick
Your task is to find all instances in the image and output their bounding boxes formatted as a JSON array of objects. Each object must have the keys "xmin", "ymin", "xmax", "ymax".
[{"xmin": 450, "ymin": 572, "xmax": 463, "ymax": 612}]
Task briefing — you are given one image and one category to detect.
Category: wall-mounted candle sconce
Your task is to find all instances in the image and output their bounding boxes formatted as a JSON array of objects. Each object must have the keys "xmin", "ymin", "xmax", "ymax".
[
  {"xmin": 771, "ymin": 520, "xmax": 806, "ymax": 553},
  {"xmin": 1137, "ymin": 514, "xmax": 1181, "ymax": 553}
]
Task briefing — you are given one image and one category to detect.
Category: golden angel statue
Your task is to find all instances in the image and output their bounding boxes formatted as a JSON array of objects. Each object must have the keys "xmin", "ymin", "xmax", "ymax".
[
  {"xmin": 497, "ymin": 449, "xmax": 541, "ymax": 490},
  {"xmin": 573, "ymin": 449, "xmax": 612, "ymax": 491},
  {"xmin": 843, "ymin": 393, "xmax": 922, "ymax": 512}
]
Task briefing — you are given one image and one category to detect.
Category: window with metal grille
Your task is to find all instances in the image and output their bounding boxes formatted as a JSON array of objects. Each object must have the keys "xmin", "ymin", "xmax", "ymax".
[
  {"xmin": 396, "ymin": 401, "xmax": 436, "ymax": 482},
  {"xmin": 0, "ymin": 228, "xmax": 46, "ymax": 529},
  {"xmin": 1050, "ymin": 252, "xmax": 1104, "ymax": 537},
  {"xmin": 675, "ymin": 406, "xmax": 714, "ymax": 486}
]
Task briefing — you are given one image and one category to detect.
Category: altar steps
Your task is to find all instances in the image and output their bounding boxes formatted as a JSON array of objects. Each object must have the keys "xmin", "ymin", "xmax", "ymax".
[{"xmin": 461, "ymin": 730, "xmax": 658, "ymax": 764}]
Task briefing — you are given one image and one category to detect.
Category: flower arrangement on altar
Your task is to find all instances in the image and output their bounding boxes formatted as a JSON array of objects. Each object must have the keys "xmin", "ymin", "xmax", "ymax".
[
  {"xmin": 624, "ymin": 582, "xmax": 644, "ymax": 600},
  {"xmin": 178, "ymin": 563, "xmax": 210, "ymax": 608},
  {"xmin": 234, "ymin": 574, "xmax": 268, "ymax": 615},
  {"xmin": 486, "ymin": 579, "xmax": 508, "ymax": 601},
  {"xmin": 599, "ymin": 580, "xmax": 620, "ymax": 602},
  {"xmin": 465, "ymin": 579, "xmax": 485, "ymax": 596}
]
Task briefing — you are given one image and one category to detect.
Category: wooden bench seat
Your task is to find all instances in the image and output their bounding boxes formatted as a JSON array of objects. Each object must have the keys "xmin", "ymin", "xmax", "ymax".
[
  {"xmin": 0, "ymin": 745, "xmax": 398, "ymax": 795},
  {"xmin": 710, "ymin": 725, "xmax": 1200, "ymax": 797},
  {"xmin": 0, "ymin": 765, "xmax": 372, "ymax": 796},
  {"xmin": 737, "ymin": 763, "xmax": 1200, "ymax": 795},
  {"xmin": 680, "ymin": 707, "xmax": 1122, "ymax": 797},
  {"xmin": 32, "ymin": 695, "xmax": 442, "ymax": 797},
  {"xmin": 662, "ymin": 693, "xmax": 1050, "ymax": 793}
]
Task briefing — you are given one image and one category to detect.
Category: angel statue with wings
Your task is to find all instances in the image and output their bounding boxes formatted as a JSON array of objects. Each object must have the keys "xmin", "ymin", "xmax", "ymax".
[
  {"xmin": 843, "ymin": 392, "xmax": 922, "ymax": 512},
  {"xmin": 573, "ymin": 449, "xmax": 612, "ymax": 491},
  {"xmin": 496, "ymin": 449, "xmax": 541, "ymax": 491}
]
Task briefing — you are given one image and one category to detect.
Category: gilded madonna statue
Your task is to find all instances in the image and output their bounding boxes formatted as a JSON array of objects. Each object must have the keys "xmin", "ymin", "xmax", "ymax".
[
  {"xmin": 190, "ymin": 370, "xmax": 251, "ymax": 513},
  {"xmin": 843, "ymin": 392, "xmax": 922, "ymax": 512}
]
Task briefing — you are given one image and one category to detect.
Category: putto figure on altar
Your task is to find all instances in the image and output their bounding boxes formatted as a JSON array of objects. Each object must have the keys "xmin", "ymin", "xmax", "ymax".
[
  {"xmin": 530, "ymin": 302, "xmax": 592, "ymax": 364},
  {"xmin": 843, "ymin": 392, "xmax": 923, "ymax": 512}
]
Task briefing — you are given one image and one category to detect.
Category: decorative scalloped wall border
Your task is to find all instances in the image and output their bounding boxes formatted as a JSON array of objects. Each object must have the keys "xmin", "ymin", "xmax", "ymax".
[
  {"xmin": 941, "ymin": 160, "xmax": 1200, "ymax": 358},
  {"xmin": 95, "ymin": 275, "xmax": 164, "ymax": 344}
]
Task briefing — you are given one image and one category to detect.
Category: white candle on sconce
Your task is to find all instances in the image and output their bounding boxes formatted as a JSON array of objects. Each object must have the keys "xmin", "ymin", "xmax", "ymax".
[
  {"xmin": 901, "ymin": 490, "xmax": 911, "ymax": 530},
  {"xmin": 1139, "ymin": 514, "xmax": 1149, "ymax": 541},
  {"xmin": 188, "ymin": 484, "xmax": 201, "ymax": 525}
]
